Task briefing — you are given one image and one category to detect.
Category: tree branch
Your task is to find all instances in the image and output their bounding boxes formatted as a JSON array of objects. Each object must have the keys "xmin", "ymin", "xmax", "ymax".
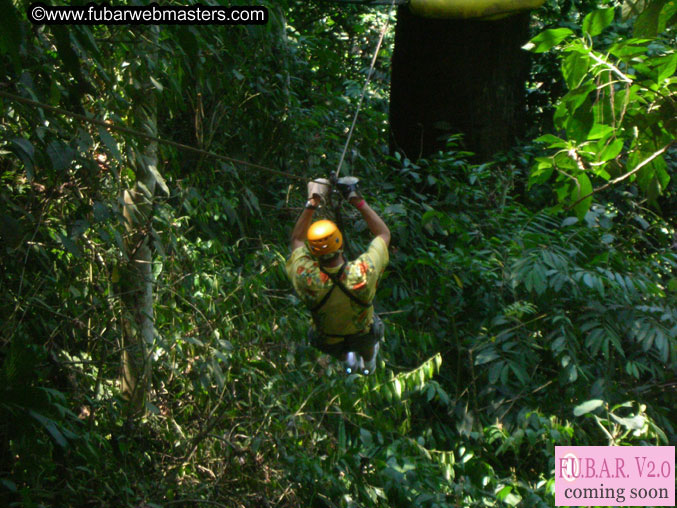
[{"xmin": 567, "ymin": 142, "xmax": 674, "ymax": 210}]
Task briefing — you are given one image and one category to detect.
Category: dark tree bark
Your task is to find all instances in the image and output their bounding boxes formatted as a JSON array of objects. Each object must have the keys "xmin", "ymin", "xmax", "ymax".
[{"xmin": 389, "ymin": 7, "xmax": 531, "ymax": 161}]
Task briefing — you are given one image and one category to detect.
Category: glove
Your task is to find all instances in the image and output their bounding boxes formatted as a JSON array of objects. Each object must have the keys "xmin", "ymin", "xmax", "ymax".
[
  {"xmin": 336, "ymin": 176, "xmax": 360, "ymax": 201},
  {"xmin": 307, "ymin": 178, "xmax": 330, "ymax": 202}
]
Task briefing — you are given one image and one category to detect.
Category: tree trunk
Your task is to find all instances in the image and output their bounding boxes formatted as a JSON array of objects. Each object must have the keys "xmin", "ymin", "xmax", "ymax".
[
  {"xmin": 389, "ymin": 7, "xmax": 531, "ymax": 161},
  {"xmin": 120, "ymin": 26, "xmax": 161, "ymax": 416}
]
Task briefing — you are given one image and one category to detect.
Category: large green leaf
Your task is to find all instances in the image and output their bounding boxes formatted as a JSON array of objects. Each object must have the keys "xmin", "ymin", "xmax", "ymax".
[
  {"xmin": 523, "ymin": 28, "xmax": 573, "ymax": 53},
  {"xmin": 583, "ymin": 8, "xmax": 616, "ymax": 37},
  {"xmin": 562, "ymin": 51, "xmax": 591, "ymax": 89}
]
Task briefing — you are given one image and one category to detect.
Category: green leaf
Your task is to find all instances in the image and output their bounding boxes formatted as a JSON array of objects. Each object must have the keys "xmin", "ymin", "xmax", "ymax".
[
  {"xmin": 562, "ymin": 51, "xmax": 591, "ymax": 89},
  {"xmin": 57, "ymin": 232, "xmax": 81, "ymax": 257},
  {"xmin": 510, "ymin": 363, "xmax": 530, "ymax": 385},
  {"xmin": 98, "ymin": 127, "xmax": 122, "ymax": 161},
  {"xmin": 583, "ymin": 8, "xmax": 616, "ymax": 37},
  {"xmin": 555, "ymin": 83, "xmax": 596, "ymax": 139},
  {"xmin": 658, "ymin": 0, "xmax": 677, "ymax": 32},
  {"xmin": 148, "ymin": 164, "xmax": 170, "ymax": 196},
  {"xmin": 504, "ymin": 491, "xmax": 523, "ymax": 506},
  {"xmin": 583, "ymin": 272, "xmax": 594, "ymax": 289},
  {"xmin": 529, "ymin": 158, "xmax": 555, "ymax": 187},
  {"xmin": 571, "ymin": 172, "xmax": 593, "ymax": 220},
  {"xmin": 573, "ymin": 399, "xmax": 604, "ymax": 416},
  {"xmin": 9, "ymin": 137, "xmax": 35, "ymax": 178},
  {"xmin": 176, "ymin": 26, "xmax": 198, "ymax": 61},
  {"xmin": 475, "ymin": 350, "xmax": 499, "ymax": 365},
  {"xmin": 566, "ymin": 363, "xmax": 578, "ymax": 383},
  {"xmin": 392, "ymin": 378, "xmax": 402, "ymax": 399},
  {"xmin": 523, "ymin": 28, "xmax": 574, "ymax": 53},
  {"xmin": 385, "ymin": 204, "xmax": 407, "ymax": 215},
  {"xmin": 597, "ymin": 138, "xmax": 624, "ymax": 162},
  {"xmin": 588, "ymin": 124, "xmax": 615, "ymax": 140},
  {"xmin": 534, "ymin": 134, "xmax": 567, "ymax": 147},
  {"xmin": 562, "ymin": 82, "xmax": 596, "ymax": 113},
  {"xmin": 488, "ymin": 361, "xmax": 504, "ymax": 384},
  {"xmin": 182, "ymin": 336, "xmax": 204, "ymax": 346},
  {"xmin": 609, "ymin": 39, "xmax": 651, "ymax": 60},
  {"xmin": 150, "ymin": 76, "xmax": 163, "ymax": 91},
  {"xmin": 360, "ymin": 428, "xmax": 373, "ymax": 447},
  {"xmin": 51, "ymin": 25, "xmax": 90, "ymax": 92},
  {"xmin": 654, "ymin": 53, "xmax": 677, "ymax": 83},
  {"xmin": 47, "ymin": 140, "xmax": 73, "ymax": 172},
  {"xmin": 496, "ymin": 485, "xmax": 513, "ymax": 501},
  {"xmin": 610, "ymin": 413, "xmax": 645, "ymax": 431},
  {"xmin": 434, "ymin": 352, "xmax": 442, "ymax": 371},
  {"xmin": 633, "ymin": 0, "xmax": 669, "ymax": 36},
  {"xmin": 1, "ymin": 478, "xmax": 18, "ymax": 493},
  {"xmin": 29, "ymin": 410, "xmax": 68, "ymax": 447},
  {"xmin": 72, "ymin": 26, "xmax": 103, "ymax": 67}
]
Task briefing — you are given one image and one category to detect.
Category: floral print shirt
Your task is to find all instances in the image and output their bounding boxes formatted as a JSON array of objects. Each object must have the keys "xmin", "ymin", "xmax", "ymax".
[{"xmin": 286, "ymin": 237, "xmax": 389, "ymax": 336}]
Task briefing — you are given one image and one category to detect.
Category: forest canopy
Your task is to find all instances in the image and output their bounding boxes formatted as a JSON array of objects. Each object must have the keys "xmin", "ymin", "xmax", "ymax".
[{"xmin": 0, "ymin": 0, "xmax": 675, "ymax": 507}]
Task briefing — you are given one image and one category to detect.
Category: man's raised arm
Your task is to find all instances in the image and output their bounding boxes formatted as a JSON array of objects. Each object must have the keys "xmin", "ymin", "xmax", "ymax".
[{"xmin": 349, "ymin": 197, "xmax": 390, "ymax": 247}]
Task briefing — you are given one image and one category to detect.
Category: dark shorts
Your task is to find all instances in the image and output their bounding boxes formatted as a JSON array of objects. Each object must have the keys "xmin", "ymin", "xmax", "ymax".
[{"xmin": 308, "ymin": 314, "xmax": 385, "ymax": 360}]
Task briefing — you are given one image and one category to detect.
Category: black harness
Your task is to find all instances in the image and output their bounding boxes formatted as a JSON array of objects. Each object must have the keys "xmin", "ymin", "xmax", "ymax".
[{"xmin": 309, "ymin": 262, "xmax": 371, "ymax": 313}]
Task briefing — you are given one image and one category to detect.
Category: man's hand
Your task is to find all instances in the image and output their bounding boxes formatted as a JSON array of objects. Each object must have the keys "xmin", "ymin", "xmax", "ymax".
[
  {"xmin": 291, "ymin": 178, "xmax": 329, "ymax": 251},
  {"xmin": 307, "ymin": 178, "xmax": 330, "ymax": 204},
  {"xmin": 337, "ymin": 176, "xmax": 360, "ymax": 201}
]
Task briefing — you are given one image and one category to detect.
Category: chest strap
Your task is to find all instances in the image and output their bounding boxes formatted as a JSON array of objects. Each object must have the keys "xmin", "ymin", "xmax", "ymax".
[
  {"xmin": 310, "ymin": 263, "xmax": 371, "ymax": 313},
  {"xmin": 309, "ymin": 263, "xmax": 344, "ymax": 313}
]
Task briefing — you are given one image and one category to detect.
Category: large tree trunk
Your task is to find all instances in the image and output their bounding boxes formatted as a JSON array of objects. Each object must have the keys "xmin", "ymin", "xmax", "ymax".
[{"xmin": 389, "ymin": 7, "xmax": 531, "ymax": 161}]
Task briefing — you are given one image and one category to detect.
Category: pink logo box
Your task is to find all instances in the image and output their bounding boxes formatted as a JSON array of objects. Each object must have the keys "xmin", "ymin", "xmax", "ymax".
[{"xmin": 555, "ymin": 446, "xmax": 675, "ymax": 506}]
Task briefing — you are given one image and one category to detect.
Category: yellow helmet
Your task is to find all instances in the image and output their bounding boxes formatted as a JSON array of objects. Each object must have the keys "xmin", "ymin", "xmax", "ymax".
[{"xmin": 307, "ymin": 220, "xmax": 343, "ymax": 258}]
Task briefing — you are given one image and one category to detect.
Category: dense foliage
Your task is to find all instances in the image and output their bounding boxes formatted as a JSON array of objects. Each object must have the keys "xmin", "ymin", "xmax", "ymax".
[{"xmin": 1, "ymin": 0, "xmax": 675, "ymax": 507}]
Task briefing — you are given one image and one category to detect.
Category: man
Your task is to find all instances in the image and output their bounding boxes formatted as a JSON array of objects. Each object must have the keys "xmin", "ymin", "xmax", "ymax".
[{"xmin": 286, "ymin": 177, "xmax": 390, "ymax": 375}]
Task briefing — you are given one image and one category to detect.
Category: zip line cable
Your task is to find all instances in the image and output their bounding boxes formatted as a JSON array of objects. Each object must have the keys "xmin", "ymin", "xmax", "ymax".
[
  {"xmin": 328, "ymin": 0, "xmax": 395, "ymax": 257},
  {"xmin": 0, "ymin": 89, "xmax": 307, "ymax": 183},
  {"xmin": 334, "ymin": 0, "xmax": 396, "ymax": 179}
]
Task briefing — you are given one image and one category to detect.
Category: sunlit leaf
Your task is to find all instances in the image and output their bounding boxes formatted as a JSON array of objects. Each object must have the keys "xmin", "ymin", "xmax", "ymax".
[
  {"xmin": 573, "ymin": 399, "xmax": 604, "ymax": 416},
  {"xmin": 523, "ymin": 28, "xmax": 574, "ymax": 53}
]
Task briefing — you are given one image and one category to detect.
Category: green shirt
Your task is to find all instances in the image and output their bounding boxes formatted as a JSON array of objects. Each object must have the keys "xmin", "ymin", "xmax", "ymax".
[{"xmin": 286, "ymin": 237, "xmax": 389, "ymax": 336}]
